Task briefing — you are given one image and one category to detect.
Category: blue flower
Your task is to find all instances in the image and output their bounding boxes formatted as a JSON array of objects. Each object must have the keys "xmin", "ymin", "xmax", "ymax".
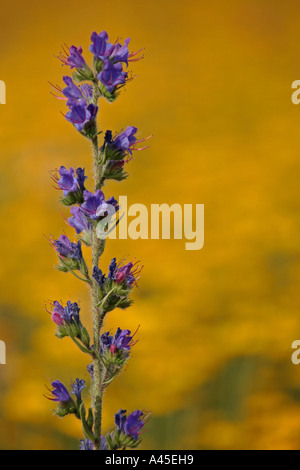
[
  {"xmin": 65, "ymin": 101, "xmax": 98, "ymax": 132},
  {"xmin": 108, "ymin": 38, "xmax": 131, "ymax": 65},
  {"xmin": 115, "ymin": 409, "xmax": 145, "ymax": 441},
  {"xmin": 108, "ymin": 258, "xmax": 142, "ymax": 287},
  {"xmin": 71, "ymin": 378, "xmax": 86, "ymax": 400},
  {"xmin": 98, "ymin": 59, "xmax": 127, "ymax": 93},
  {"xmin": 102, "ymin": 127, "xmax": 151, "ymax": 166},
  {"xmin": 68, "ymin": 206, "xmax": 92, "ymax": 234},
  {"xmin": 80, "ymin": 439, "xmax": 94, "ymax": 450},
  {"xmin": 57, "ymin": 166, "xmax": 77, "ymax": 196},
  {"xmin": 75, "ymin": 167, "xmax": 87, "ymax": 190},
  {"xmin": 124, "ymin": 410, "xmax": 144, "ymax": 440},
  {"xmin": 62, "ymin": 76, "xmax": 84, "ymax": 103},
  {"xmin": 52, "ymin": 235, "xmax": 82, "ymax": 261},
  {"xmin": 48, "ymin": 380, "xmax": 70, "ymax": 402},
  {"xmin": 80, "ymin": 190, "xmax": 105, "ymax": 220},
  {"xmin": 92, "ymin": 266, "xmax": 106, "ymax": 286},
  {"xmin": 59, "ymin": 45, "xmax": 87, "ymax": 69},
  {"xmin": 62, "ymin": 77, "xmax": 93, "ymax": 105},
  {"xmin": 113, "ymin": 126, "xmax": 138, "ymax": 155},
  {"xmin": 81, "ymin": 190, "xmax": 118, "ymax": 220},
  {"xmin": 48, "ymin": 300, "xmax": 80, "ymax": 325},
  {"xmin": 90, "ymin": 31, "xmax": 143, "ymax": 66},
  {"xmin": 79, "ymin": 83, "xmax": 93, "ymax": 101},
  {"xmin": 63, "ymin": 301, "xmax": 80, "ymax": 323},
  {"xmin": 90, "ymin": 31, "xmax": 112, "ymax": 60},
  {"xmin": 80, "ymin": 436, "xmax": 106, "ymax": 450},
  {"xmin": 50, "ymin": 301, "xmax": 66, "ymax": 326},
  {"xmin": 108, "ymin": 257, "xmax": 117, "ymax": 280},
  {"xmin": 101, "ymin": 327, "xmax": 136, "ymax": 356},
  {"xmin": 101, "ymin": 436, "xmax": 108, "ymax": 450},
  {"xmin": 53, "ymin": 166, "xmax": 87, "ymax": 198},
  {"xmin": 115, "ymin": 409, "xmax": 127, "ymax": 432}
]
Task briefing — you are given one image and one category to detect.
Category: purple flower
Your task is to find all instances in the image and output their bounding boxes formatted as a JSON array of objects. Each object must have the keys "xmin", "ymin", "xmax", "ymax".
[
  {"xmin": 80, "ymin": 437, "xmax": 106, "ymax": 450},
  {"xmin": 105, "ymin": 196, "xmax": 119, "ymax": 211},
  {"xmin": 109, "ymin": 38, "xmax": 131, "ymax": 65},
  {"xmin": 108, "ymin": 258, "xmax": 117, "ymax": 280},
  {"xmin": 115, "ymin": 263, "xmax": 135, "ymax": 286},
  {"xmin": 62, "ymin": 76, "xmax": 84, "ymax": 103},
  {"xmin": 53, "ymin": 166, "xmax": 87, "ymax": 197},
  {"xmin": 113, "ymin": 126, "xmax": 138, "ymax": 155},
  {"xmin": 63, "ymin": 300, "xmax": 80, "ymax": 323},
  {"xmin": 62, "ymin": 77, "xmax": 93, "ymax": 105},
  {"xmin": 104, "ymin": 127, "xmax": 151, "ymax": 161},
  {"xmin": 80, "ymin": 439, "xmax": 94, "ymax": 450},
  {"xmin": 101, "ymin": 327, "xmax": 136, "ymax": 355},
  {"xmin": 92, "ymin": 266, "xmax": 106, "ymax": 286},
  {"xmin": 48, "ymin": 380, "xmax": 70, "ymax": 402},
  {"xmin": 95, "ymin": 196, "xmax": 119, "ymax": 219},
  {"xmin": 52, "ymin": 234, "xmax": 82, "ymax": 260},
  {"xmin": 79, "ymin": 83, "xmax": 93, "ymax": 101},
  {"xmin": 115, "ymin": 409, "xmax": 127, "ymax": 432},
  {"xmin": 76, "ymin": 168, "xmax": 87, "ymax": 190},
  {"xmin": 108, "ymin": 258, "xmax": 142, "ymax": 287},
  {"xmin": 110, "ymin": 37, "xmax": 144, "ymax": 65},
  {"xmin": 68, "ymin": 206, "xmax": 91, "ymax": 234},
  {"xmin": 90, "ymin": 32, "xmax": 143, "ymax": 66},
  {"xmin": 104, "ymin": 130, "xmax": 113, "ymax": 144},
  {"xmin": 90, "ymin": 31, "xmax": 112, "ymax": 60},
  {"xmin": 80, "ymin": 190, "xmax": 105, "ymax": 220},
  {"xmin": 124, "ymin": 410, "xmax": 144, "ymax": 440},
  {"xmin": 49, "ymin": 301, "xmax": 65, "ymax": 326},
  {"xmin": 114, "ymin": 328, "xmax": 136, "ymax": 350},
  {"xmin": 115, "ymin": 409, "xmax": 145, "ymax": 440},
  {"xmin": 94, "ymin": 195, "xmax": 119, "ymax": 220},
  {"xmin": 48, "ymin": 300, "xmax": 80, "ymax": 326},
  {"xmin": 80, "ymin": 190, "xmax": 118, "ymax": 221},
  {"xmin": 98, "ymin": 59, "xmax": 127, "ymax": 93},
  {"xmin": 101, "ymin": 436, "xmax": 107, "ymax": 450},
  {"xmin": 65, "ymin": 100, "xmax": 98, "ymax": 132},
  {"xmin": 56, "ymin": 166, "xmax": 78, "ymax": 196},
  {"xmin": 59, "ymin": 45, "xmax": 87, "ymax": 69},
  {"xmin": 71, "ymin": 378, "xmax": 85, "ymax": 400}
]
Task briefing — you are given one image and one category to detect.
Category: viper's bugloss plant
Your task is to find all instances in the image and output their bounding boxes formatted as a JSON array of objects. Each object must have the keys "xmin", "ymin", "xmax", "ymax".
[{"xmin": 47, "ymin": 31, "xmax": 151, "ymax": 450}]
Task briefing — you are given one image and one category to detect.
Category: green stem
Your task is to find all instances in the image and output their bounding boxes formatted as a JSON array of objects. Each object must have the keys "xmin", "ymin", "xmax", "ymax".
[
  {"xmin": 58, "ymin": 256, "xmax": 91, "ymax": 283},
  {"xmin": 70, "ymin": 336, "xmax": 93, "ymax": 356},
  {"xmin": 91, "ymin": 82, "xmax": 105, "ymax": 450},
  {"xmin": 69, "ymin": 269, "xmax": 90, "ymax": 283}
]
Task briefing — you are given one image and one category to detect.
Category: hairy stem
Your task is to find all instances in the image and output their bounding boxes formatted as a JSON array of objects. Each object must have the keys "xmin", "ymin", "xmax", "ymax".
[{"xmin": 91, "ymin": 82, "xmax": 105, "ymax": 450}]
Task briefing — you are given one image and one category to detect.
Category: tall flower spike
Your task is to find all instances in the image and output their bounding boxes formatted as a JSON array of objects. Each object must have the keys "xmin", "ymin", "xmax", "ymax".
[{"xmin": 48, "ymin": 30, "xmax": 149, "ymax": 450}]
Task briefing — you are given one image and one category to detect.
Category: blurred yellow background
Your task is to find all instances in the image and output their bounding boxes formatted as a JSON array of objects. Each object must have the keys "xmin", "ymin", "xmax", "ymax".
[{"xmin": 1, "ymin": 0, "xmax": 300, "ymax": 450}]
